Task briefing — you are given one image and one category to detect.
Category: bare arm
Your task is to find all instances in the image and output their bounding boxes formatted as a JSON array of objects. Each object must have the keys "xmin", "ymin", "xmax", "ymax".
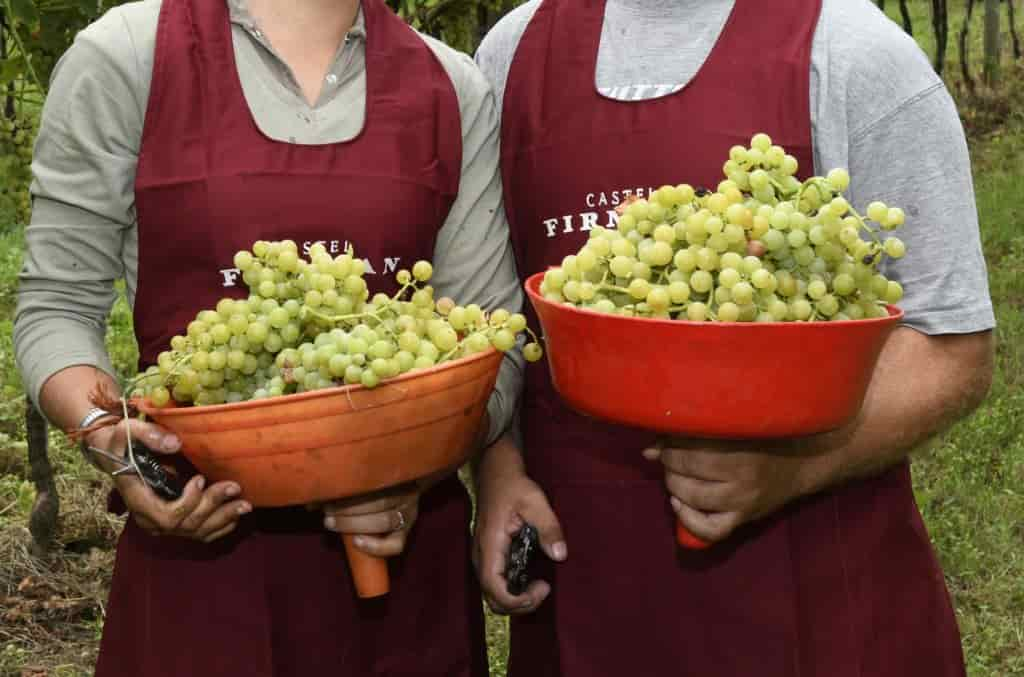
[
  {"xmin": 797, "ymin": 326, "xmax": 995, "ymax": 494},
  {"xmin": 652, "ymin": 326, "xmax": 996, "ymax": 543}
]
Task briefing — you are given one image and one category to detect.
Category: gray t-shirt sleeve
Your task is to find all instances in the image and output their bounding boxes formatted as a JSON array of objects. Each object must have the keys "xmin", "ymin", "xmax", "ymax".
[
  {"xmin": 811, "ymin": 0, "xmax": 994, "ymax": 334},
  {"xmin": 14, "ymin": 7, "xmax": 144, "ymax": 408},
  {"xmin": 422, "ymin": 38, "xmax": 526, "ymax": 444},
  {"xmin": 474, "ymin": 0, "xmax": 540, "ymax": 114},
  {"xmin": 845, "ymin": 86, "xmax": 993, "ymax": 334}
]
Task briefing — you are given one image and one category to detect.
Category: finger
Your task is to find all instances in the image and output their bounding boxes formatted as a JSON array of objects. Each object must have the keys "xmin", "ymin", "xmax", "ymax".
[
  {"xmin": 323, "ymin": 486, "xmax": 414, "ymax": 518},
  {"xmin": 351, "ymin": 530, "xmax": 408, "ymax": 558},
  {"xmin": 125, "ymin": 418, "xmax": 182, "ymax": 454},
  {"xmin": 518, "ymin": 491, "xmax": 567, "ymax": 562},
  {"xmin": 191, "ymin": 499, "xmax": 251, "ymax": 541},
  {"xmin": 177, "ymin": 481, "xmax": 243, "ymax": 532},
  {"xmin": 477, "ymin": 515, "xmax": 521, "ymax": 610},
  {"xmin": 200, "ymin": 520, "xmax": 240, "ymax": 544},
  {"xmin": 118, "ymin": 472, "xmax": 204, "ymax": 532},
  {"xmin": 659, "ymin": 446, "xmax": 729, "ymax": 481},
  {"xmin": 664, "ymin": 472, "xmax": 731, "ymax": 513},
  {"xmin": 641, "ymin": 440, "xmax": 663, "ymax": 462},
  {"xmin": 325, "ymin": 501, "xmax": 413, "ymax": 534},
  {"xmin": 325, "ymin": 511, "xmax": 395, "ymax": 535},
  {"xmin": 642, "ymin": 447, "xmax": 662, "ymax": 462},
  {"xmin": 485, "ymin": 579, "xmax": 551, "ymax": 616},
  {"xmin": 670, "ymin": 497, "xmax": 740, "ymax": 543},
  {"xmin": 327, "ymin": 494, "xmax": 418, "ymax": 533}
]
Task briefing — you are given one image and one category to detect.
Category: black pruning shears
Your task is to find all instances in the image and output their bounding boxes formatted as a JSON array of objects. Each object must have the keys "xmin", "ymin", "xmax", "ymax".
[
  {"xmin": 505, "ymin": 523, "xmax": 541, "ymax": 596},
  {"xmin": 84, "ymin": 441, "xmax": 183, "ymax": 501}
]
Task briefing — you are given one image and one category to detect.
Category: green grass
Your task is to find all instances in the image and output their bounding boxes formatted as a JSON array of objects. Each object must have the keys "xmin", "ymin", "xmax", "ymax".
[
  {"xmin": 1, "ymin": 4, "xmax": 1023, "ymax": 675},
  {"xmin": 909, "ymin": 122, "xmax": 1024, "ymax": 677}
]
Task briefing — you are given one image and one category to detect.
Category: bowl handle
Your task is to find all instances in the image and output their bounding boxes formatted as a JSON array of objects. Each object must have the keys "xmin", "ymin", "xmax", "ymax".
[
  {"xmin": 342, "ymin": 535, "xmax": 390, "ymax": 598},
  {"xmin": 676, "ymin": 521, "xmax": 712, "ymax": 550}
]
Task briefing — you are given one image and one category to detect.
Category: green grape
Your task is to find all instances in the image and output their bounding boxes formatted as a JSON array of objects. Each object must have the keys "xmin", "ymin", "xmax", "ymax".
[
  {"xmin": 466, "ymin": 332, "xmax": 491, "ymax": 353},
  {"xmin": 433, "ymin": 327, "xmax": 458, "ymax": 352},
  {"xmin": 492, "ymin": 329, "xmax": 517, "ymax": 352},
  {"xmin": 413, "ymin": 355, "xmax": 437, "ymax": 369},
  {"xmin": 790, "ymin": 299, "xmax": 813, "ymax": 321},
  {"xmin": 884, "ymin": 281, "xmax": 904, "ymax": 304},
  {"xmin": 646, "ymin": 287, "xmax": 670, "ymax": 312},
  {"xmin": 717, "ymin": 302, "xmax": 740, "ymax": 322},
  {"xmin": 686, "ymin": 303, "xmax": 708, "ymax": 322},
  {"xmin": 885, "ymin": 208, "xmax": 905, "ymax": 228},
  {"xmin": 690, "ymin": 271, "xmax": 713, "ymax": 294},
  {"xmin": 816, "ymin": 294, "xmax": 840, "ymax": 317},
  {"xmin": 507, "ymin": 313, "xmax": 528, "ymax": 333},
  {"xmin": 610, "ymin": 255, "xmax": 634, "ymax": 278},
  {"xmin": 668, "ymin": 281, "xmax": 691, "ymax": 304},
  {"xmin": 523, "ymin": 343, "xmax": 544, "ymax": 362},
  {"xmin": 718, "ymin": 268, "xmax": 741, "ymax": 289},
  {"xmin": 884, "ymin": 237, "xmax": 906, "ymax": 258},
  {"xmin": 867, "ymin": 201, "xmax": 888, "ymax": 223},
  {"xmin": 628, "ymin": 278, "xmax": 651, "ymax": 300},
  {"xmin": 151, "ymin": 386, "xmax": 171, "ymax": 407}
]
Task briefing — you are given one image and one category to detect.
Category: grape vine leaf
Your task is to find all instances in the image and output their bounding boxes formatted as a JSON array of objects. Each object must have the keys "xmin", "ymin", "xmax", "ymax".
[
  {"xmin": 0, "ymin": 58, "xmax": 22, "ymax": 85},
  {"xmin": 7, "ymin": 0, "xmax": 41, "ymax": 29}
]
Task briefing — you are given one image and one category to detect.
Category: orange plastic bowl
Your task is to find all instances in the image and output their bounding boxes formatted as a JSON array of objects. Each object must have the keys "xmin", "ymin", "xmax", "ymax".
[
  {"xmin": 525, "ymin": 272, "xmax": 903, "ymax": 440},
  {"xmin": 136, "ymin": 348, "xmax": 502, "ymax": 507},
  {"xmin": 136, "ymin": 348, "xmax": 502, "ymax": 599}
]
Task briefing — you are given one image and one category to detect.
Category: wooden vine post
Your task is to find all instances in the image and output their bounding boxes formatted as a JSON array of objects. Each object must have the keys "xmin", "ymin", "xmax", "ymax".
[
  {"xmin": 984, "ymin": 0, "xmax": 1001, "ymax": 85},
  {"xmin": 27, "ymin": 401, "xmax": 59, "ymax": 556}
]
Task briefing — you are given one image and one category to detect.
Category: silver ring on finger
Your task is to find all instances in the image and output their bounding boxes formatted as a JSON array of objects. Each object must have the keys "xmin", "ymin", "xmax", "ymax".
[{"xmin": 394, "ymin": 509, "xmax": 407, "ymax": 532}]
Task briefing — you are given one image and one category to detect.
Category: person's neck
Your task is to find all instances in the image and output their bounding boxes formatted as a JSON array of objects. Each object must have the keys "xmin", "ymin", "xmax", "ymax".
[
  {"xmin": 245, "ymin": 0, "xmax": 361, "ymax": 105},
  {"xmin": 246, "ymin": 0, "xmax": 360, "ymax": 51}
]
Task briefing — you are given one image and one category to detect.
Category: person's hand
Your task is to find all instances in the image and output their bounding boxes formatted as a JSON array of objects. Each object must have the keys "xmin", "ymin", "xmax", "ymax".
[
  {"xmin": 85, "ymin": 418, "xmax": 251, "ymax": 542},
  {"xmin": 643, "ymin": 434, "xmax": 834, "ymax": 544},
  {"xmin": 473, "ymin": 468, "xmax": 567, "ymax": 615},
  {"xmin": 322, "ymin": 483, "xmax": 422, "ymax": 557}
]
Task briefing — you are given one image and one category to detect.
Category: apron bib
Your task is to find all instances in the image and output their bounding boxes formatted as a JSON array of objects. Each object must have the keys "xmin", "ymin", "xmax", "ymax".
[
  {"xmin": 500, "ymin": 1, "xmax": 966, "ymax": 675},
  {"xmin": 96, "ymin": 1, "xmax": 487, "ymax": 674}
]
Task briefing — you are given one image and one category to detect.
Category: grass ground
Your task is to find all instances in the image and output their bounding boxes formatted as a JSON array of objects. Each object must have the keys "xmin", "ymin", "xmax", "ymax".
[{"xmin": 1, "ymin": 3, "xmax": 1023, "ymax": 675}]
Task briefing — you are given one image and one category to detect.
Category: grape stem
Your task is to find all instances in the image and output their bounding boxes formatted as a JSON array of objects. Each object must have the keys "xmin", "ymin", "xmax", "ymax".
[{"xmin": 123, "ymin": 352, "xmax": 194, "ymax": 395}]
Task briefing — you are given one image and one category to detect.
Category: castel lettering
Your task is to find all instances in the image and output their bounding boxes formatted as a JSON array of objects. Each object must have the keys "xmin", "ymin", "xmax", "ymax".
[
  {"xmin": 542, "ymin": 186, "xmax": 657, "ymax": 238},
  {"xmin": 218, "ymin": 239, "xmax": 401, "ymax": 287}
]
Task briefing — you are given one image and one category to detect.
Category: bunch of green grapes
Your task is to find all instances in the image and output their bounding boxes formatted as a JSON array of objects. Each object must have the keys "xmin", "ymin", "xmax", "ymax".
[
  {"xmin": 0, "ymin": 113, "xmax": 38, "ymax": 224},
  {"xmin": 541, "ymin": 133, "xmax": 907, "ymax": 323},
  {"xmin": 132, "ymin": 240, "xmax": 542, "ymax": 407}
]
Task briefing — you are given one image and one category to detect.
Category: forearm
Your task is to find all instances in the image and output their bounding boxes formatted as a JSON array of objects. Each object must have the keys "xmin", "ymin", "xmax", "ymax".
[
  {"xmin": 473, "ymin": 430, "xmax": 528, "ymax": 493},
  {"xmin": 799, "ymin": 327, "xmax": 994, "ymax": 495},
  {"xmin": 37, "ymin": 365, "xmax": 122, "ymax": 435}
]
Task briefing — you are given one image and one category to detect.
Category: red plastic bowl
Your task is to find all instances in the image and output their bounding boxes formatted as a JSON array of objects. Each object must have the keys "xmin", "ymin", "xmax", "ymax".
[{"xmin": 525, "ymin": 272, "xmax": 903, "ymax": 440}]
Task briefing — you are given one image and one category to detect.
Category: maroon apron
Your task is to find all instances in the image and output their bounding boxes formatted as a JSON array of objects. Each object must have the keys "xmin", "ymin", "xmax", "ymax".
[
  {"xmin": 500, "ymin": 1, "xmax": 967, "ymax": 675},
  {"xmin": 95, "ymin": 1, "xmax": 487, "ymax": 674}
]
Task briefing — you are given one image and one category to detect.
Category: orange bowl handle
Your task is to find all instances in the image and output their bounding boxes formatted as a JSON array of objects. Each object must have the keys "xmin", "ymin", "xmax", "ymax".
[
  {"xmin": 342, "ymin": 535, "xmax": 390, "ymax": 598},
  {"xmin": 676, "ymin": 520, "xmax": 712, "ymax": 550}
]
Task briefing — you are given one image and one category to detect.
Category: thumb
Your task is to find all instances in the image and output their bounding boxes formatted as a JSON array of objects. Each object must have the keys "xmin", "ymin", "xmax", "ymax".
[
  {"xmin": 642, "ymin": 439, "xmax": 664, "ymax": 462},
  {"xmin": 126, "ymin": 418, "xmax": 182, "ymax": 454},
  {"xmin": 519, "ymin": 491, "xmax": 567, "ymax": 562}
]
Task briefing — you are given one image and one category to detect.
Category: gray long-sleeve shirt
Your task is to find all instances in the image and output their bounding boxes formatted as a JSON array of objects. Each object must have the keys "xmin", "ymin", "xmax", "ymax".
[
  {"xmin": 15, "ymin": 0, "xmax": 524, "ymax": 444},
  {"xmin": 476, "ymin": 0, "xmax": 995, "ymax": 336}
]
